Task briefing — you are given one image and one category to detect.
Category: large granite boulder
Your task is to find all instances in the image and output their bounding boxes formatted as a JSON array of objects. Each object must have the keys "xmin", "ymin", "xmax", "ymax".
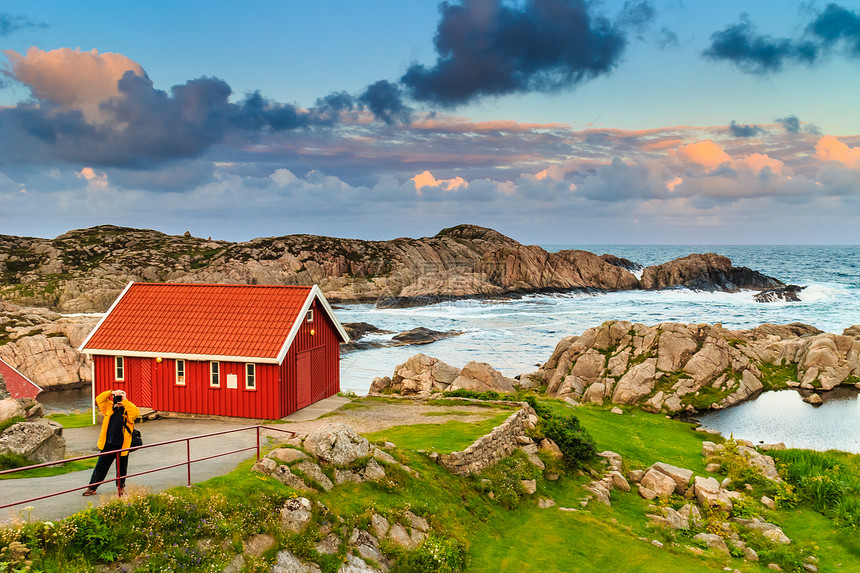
[
  {"xmin": 639, "ymin": 467, "xmax": 677, "ymax": 499},
  {"xmin": 0, "ymin": 420, "xmax": 66, "ymax": 463},
  {"xmin": 370, "ymin": 353, "xmax": 460, "ymax": 396},
  {"xmin": 303, "ymin": 424, "xmax": 371, "ymax": 466},
  {"xmin": 0, "ymin": 398, "xmax": 26, "ymax": 424},
  {"xmin": 449, "ymin": 361, "xmax": 516, "ymax": 394}
]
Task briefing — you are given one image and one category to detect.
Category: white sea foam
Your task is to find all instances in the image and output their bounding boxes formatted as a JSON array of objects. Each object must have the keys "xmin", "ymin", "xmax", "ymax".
[{"xmin": 798, "ymin": 284, "xmax": 840, "ymax": 302}]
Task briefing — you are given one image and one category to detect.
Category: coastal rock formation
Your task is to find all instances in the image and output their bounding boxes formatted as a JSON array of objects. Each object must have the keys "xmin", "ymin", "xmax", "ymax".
[
  {"xmin": 538, "ymin": 321, "xmax": 860, "ymax": 414},
  {"xmin": 754, "ymin": 285, "xmax": 805, "ymax": 303},
  {"xmin": 0, "ymin": 224, "xmax": 787, "ymax": 313},
  {"xmin": 0, "ymin": 302, "xmax": 95, "ymax": 390},
  {"xmin": 0, "ymin": 302, "xmax": 96, "ymax": 390},
  {"xmin": 599, "ymin": 254, "xmax": 644, "ymax": 274},
  {"xmin": 369, "ymin": 353, "xmax": 517, "ymax": 396},
  {"xmin": 340, "ymin": 323, "xmax": 462, "ymax": 352},
  {"xmin": 640, "ymin": 253, "xmax": 782, "ymax": 292}
]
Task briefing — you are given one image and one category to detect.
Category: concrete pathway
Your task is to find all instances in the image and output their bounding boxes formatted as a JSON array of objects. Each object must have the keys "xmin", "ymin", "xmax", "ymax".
[{"xmin": 0, "ymin": 396, "xmax": 349, "ymax": 524}]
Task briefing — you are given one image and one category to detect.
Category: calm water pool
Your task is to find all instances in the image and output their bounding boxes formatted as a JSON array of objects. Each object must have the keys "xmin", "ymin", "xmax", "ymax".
[{"xmin": 697, "ymin": 388, "xmax": 860, "ymax": 453}]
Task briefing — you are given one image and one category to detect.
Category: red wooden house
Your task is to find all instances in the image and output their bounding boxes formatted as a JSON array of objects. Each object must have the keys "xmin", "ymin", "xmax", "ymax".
[
  {"xmin": 0, "ymin": 358, "xmax": 42, "ymax": 400},
  {"xmin": 78, "ymin": 283, "xmax": 349, "ymax": 419}
]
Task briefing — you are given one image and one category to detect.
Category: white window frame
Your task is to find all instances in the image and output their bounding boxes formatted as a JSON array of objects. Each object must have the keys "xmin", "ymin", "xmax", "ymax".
[
  {"xmin": 115, "ymin": 356, "xmax": 125, "ymax": 381},
  {"xmin": 210, "ymin": 361, "xmax": 220, "ymax": 388},
  {"xmin": 176, "ymin": 359, "xmax": 186, "ymax": 386},
  {"xmin": 245, "ymin": 363, "xmax": 256, "ymax": 390},
  {"xmin": 306, "ymin": 308, "xmax": 314, "ymax": 322}
]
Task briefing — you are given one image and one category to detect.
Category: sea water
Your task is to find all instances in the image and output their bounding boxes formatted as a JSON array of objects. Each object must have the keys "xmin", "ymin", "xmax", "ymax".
[
  {"xmin": 337, "ymin": 245, "xmax": 860, "ymax": 450},
  {"xmin": 339, "ymin": 245, "xmax": 860, "ymax": 393}
]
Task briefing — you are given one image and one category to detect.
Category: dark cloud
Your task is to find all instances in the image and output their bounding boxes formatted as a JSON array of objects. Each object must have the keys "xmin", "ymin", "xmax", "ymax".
[
  {"xmin": 702, "ymin": 17, "xmax": 817, "ymax": 74},
  {"xmin": 0, "ymin": 12, "xmax": 47, "ymax": 36},
  {"xmin": 401, "ymin": 0, "xmax": 627, "ymax": 107},
  {"xmin": 0, "ymin": 72, "xmax": 339, "ymax": 168},
  {"xmin": 617, "ymin": 1, "xmax": 655, "ymax": 33},
  {"xmin": 358, "ymin": 80, "xmax": 412, "ymax": 124},
  {"xmin": 777, "ymin": 115, "xmax": 800, "ymax": 134},
  {"xmin": 230, "ymin": 90, "xmax": 310, "ymax": 131},
  {"xmin": 315, "ymin": 91, "xmax": 357, "ymax": 117},
  {"xmin": 658, "ymin": 27, "xmax": 679, "ymax": 49},
  {"xmin": 808, "ymin": 3, "xmax": 860, "ymax": 55},
  {"xmin": 704, "ymin": 4, "xmax": 860, "ymax": 74},
  {"xmin": 729, "ymin": 120, "xmax": 764, "ymax": 137}
]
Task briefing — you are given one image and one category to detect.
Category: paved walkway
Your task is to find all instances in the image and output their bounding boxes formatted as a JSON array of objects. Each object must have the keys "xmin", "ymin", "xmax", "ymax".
[{"xmin": 0, "ymin": 396, "xmax": 348, "ymax": 524}]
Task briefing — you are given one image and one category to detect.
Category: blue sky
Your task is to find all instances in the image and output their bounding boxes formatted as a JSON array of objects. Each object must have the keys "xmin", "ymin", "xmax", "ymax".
[{"xmin": 2, "ymin": 1, "xmax": 860, "ymax": 244}]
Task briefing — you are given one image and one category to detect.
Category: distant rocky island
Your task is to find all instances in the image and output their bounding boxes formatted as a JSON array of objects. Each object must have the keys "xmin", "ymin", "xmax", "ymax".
[{"xmin": 0, "ymin": 224, "xmax": 788, "ymax": 313}]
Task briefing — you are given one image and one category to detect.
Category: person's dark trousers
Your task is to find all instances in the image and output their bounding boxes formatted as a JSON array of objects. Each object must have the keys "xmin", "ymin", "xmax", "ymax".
[{"xmin": 87, "ymin": 445, "xmax": 129, "ymax": 490}]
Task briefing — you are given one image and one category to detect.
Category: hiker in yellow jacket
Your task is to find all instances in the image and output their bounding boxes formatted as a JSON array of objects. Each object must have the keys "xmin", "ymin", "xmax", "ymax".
[{"xmin": 83, "ymin": 389, "xmax": 140, "ymax": 496}]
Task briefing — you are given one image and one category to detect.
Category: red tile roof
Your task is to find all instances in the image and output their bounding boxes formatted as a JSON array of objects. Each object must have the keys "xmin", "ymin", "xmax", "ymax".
[
  {"xmin": 81, "ymin": 283, "xmax": 320, "ymax": 361},
  {"xmin": 0, "ymin": 358, "xmax": 41, "ymax": 399}
]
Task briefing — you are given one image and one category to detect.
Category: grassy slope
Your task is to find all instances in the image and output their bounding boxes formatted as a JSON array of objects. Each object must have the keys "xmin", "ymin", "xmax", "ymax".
[{"xmin": 6, "ymin": 399, "xmax": 860, "ymax": 572}]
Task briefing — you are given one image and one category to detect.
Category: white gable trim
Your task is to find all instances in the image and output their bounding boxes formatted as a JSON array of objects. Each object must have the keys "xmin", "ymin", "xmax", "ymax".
[
  {"xmin": 77, "ymin": 281, "xmax": 135, "ymax": 352},
  {"xmin": 0, "ymin": 358, "xmax": 43, "ymax": 392},
  {"xmin": 274, "ymin": 285, "xmax": 350, "ymax": 364},
  {"xmin": 81, "ymin": 349, "xmax": 280, "ymax": 364}
]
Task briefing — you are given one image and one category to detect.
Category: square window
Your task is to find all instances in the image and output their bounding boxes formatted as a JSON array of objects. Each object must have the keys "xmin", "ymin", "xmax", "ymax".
[
  {"xmin": 115, "ymin": 356, "xmax": 125, "ymax": 381},
  {"xmin": 306, "ymin": 308, "xmax": 314, "ymax": 322}
]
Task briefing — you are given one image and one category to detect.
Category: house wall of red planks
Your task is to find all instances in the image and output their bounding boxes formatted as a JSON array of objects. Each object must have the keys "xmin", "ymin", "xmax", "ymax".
[{"xmin": 92, "ymin": 296, "xmax": 341, "ymax": 419}]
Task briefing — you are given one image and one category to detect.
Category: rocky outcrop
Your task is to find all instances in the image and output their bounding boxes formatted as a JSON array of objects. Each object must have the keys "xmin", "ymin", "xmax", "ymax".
[
  {"xmin": 599, "ymin": 254, "xmax": 643, "ymax": 274},
  {"xmin": 0, "ymin": 302, "xmax": 96, "ymax": 390},
  {"xmin": 538, "ymin": 320, "xmax": 860, "ymax": 413},
  {"xmin": 369, "ymin": 353, "xmax": 517, "ymax": 396},
  {"xmin": 340, "ymin": 324, "xmax": 462, "ymax": 352},
  {"xmin": 0, "ymin": 419, "xmax": 66, "ymax": 463},
  {"xmin": 754, "ymin": 285, "xmax": 805, "ymax": 303},
  {"xmin": 640, "ymin": 253, "xmax": 782, "ymax": 292},
  {"xmin": 0, "ymin": 225, "xmax": 787, "ymax": 313}
]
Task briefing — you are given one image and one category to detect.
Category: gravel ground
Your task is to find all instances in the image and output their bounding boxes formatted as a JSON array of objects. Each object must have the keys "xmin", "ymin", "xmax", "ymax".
[{"xmin": 264, "ymin": 397, "xmax": 514, "ymax": 438}]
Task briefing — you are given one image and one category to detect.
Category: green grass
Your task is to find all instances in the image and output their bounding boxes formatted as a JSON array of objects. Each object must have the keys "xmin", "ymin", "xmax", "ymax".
[
  {"xmin": 364, "ymin": 411, "xmax": 513, "ymax": 453},
  {"xmin": 45, "ymin": 410, "xmax": 97, "ymax": 428},
  {"xmin": 540, "ymin": 400, "xmax": 716, "ymax": 473},
  {"xmin": 7, "ymin": 398, "xmax": 860, "ymax": 573},
  {"xmin": 468, "ymin": 500, "xmax": 723, "ymax": 573},
  {"xmin": 0, "ymin": 415, "xmax": 25, "ymax": 433},
  {"xmin": 0, "ymin": 457, "xmax": 97, "ymax": 480}
]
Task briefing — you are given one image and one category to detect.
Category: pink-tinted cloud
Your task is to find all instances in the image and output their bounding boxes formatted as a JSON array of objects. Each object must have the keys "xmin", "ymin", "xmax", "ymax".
[
  {"xmin": 815, "ymin": 135, "xmax": 860, "ymax": 169},
  {"xmin": 4, "ymin": 47, "xmax": 147, "ymax": 123},
  {"xmin": 411, "ymin": 170, "xmax": 468, "ymax": 191},
  {"xmin": 676, "ymin": 140, "xmax": 732, "ymax": 170}
]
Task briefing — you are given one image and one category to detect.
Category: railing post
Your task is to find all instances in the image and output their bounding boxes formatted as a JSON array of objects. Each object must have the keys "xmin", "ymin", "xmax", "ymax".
[
  {"xmin": 186, "ymin": 438, "xmax": 192, "ymax": 487},
  {"xmin": 256, "ymin": 426, "xmax": 261, "ymax": 461},
  {"xmin": 115, "ymin": 450, "xmax": 121, "ymax": 494}
]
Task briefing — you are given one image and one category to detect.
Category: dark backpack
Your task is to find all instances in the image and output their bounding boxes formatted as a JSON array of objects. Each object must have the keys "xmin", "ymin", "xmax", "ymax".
[{"xmin": 124, "ymin": 420, "xmax": 143, "ymax": 449}]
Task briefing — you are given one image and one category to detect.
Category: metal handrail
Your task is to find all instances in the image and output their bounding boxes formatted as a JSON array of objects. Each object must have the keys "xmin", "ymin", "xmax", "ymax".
[{"xmin": 0, "ymin": 425, "xmax": 296, "ymax": 512}]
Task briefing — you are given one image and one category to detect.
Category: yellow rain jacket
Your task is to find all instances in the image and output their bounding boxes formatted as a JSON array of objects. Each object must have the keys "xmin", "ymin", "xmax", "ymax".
[{"xmin": 96, "ymin": 390, "xmax": 141, "ymax": 456}]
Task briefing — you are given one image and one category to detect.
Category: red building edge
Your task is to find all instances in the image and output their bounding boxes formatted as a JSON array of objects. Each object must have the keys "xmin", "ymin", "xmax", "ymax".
[
  {"xmin": 80, "ymin": 284, "xmax": 349, "ymax": 421},
  {"xmin": 0, "ymin": 358, "xmax": 42, "ymax": 400}
]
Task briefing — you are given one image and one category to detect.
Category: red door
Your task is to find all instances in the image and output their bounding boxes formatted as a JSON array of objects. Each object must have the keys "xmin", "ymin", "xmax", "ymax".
[
  {"xmin": 296, "ymin": 351, "xmax": 311, "ymax": 409},
  {"xmin": 311, "ymin": 346, "xmax": 327, "ymax": 402},
  {"xmin": 138, "ymin": 360, "xmax": 152, "ymax": 408}
]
